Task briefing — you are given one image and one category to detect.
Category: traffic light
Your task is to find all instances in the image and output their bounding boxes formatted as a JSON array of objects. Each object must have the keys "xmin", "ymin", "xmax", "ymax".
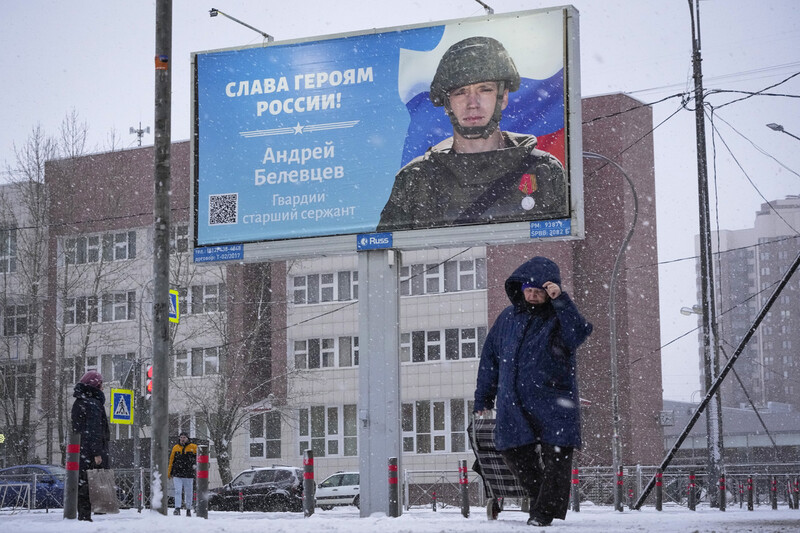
[{"xmin": 146, "ymin": 365, "xmax": 153, "ymax": 399}]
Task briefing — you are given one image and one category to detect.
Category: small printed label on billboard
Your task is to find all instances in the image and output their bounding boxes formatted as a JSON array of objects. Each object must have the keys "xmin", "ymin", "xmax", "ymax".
[
  {"xmin": 530, "ymin": 218, "xmax": 571, "ymax": 239},
  {"xmin": 193, "ymin": 244, "xmax": 244, "ymax": 263},
  {"xmin": 357, "ymin": 233, "xmax": 393, "ymax": 251}
]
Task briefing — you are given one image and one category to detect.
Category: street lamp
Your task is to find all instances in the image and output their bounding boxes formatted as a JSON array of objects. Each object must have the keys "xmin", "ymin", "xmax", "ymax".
[
  {"xmin": 584, "ymin": 151, "xmax": 638, "ymax": 513},
  {"xmin": 681, "ymin": 305, "xmax": 702, "ymax": 316},
  {"xmin": 766, "ymin": 123, "xmax": 800, "ymax": 142},
  {"xmin": 209, "ymin": 8, "xmax": 274, "ymax": 42}
]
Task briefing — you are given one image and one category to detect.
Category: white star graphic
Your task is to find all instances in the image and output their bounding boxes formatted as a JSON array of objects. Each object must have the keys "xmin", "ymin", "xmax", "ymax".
[{"xmin": 293, "ymin": 123, "xmax": 304, "ymax": 134}]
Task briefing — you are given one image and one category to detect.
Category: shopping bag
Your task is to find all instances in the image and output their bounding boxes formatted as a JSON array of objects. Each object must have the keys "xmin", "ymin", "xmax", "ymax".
[{"xmin": 87, "ymin": 468, "xmax": 120, "ymax": 514}]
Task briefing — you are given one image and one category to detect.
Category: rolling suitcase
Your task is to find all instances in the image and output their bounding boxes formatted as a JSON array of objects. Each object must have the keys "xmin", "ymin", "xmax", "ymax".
[{"xmin": 468, "ymin": 414, "xmax": 528, "ymax": 519}]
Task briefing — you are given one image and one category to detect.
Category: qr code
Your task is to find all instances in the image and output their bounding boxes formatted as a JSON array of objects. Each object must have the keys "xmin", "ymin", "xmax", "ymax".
[{"xmin": 209, "ymin": 193, "xmax": 238, "ymax": 225}]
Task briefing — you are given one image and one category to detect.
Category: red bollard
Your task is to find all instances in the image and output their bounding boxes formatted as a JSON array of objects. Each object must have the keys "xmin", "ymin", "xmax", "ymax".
[
  {"xmin": 432, "ymin": 490, "xmax": 437, "ymax": 512},
  {"xmin": 655, "ymin": 469, "xmax": 663, "ymax": 511},
  {"xmin": 63, "ymin": 432, "xmax": 81, "ymax": 519},
  {"xmin": 747, "ymin": 476, "xmax": 754, "ymax": 511},
  {"xmin": 303, "ymin": 449, "xmax": 315, "ymax": 517},
  {"xmin": 571, "ymin": 468, "xmax": 580, "ymax": 512},
  {"xmin": 458, "ymin": 459, "xmax": 469, "ymax": 518},
  {"xmin": 688, "ymin": 471, "xmax": 696, "ymax": 511},
  {"xmin": 389, "ymin": 457, "xmax": 400, "ymax": 517},
  {"xmin": 196, "ymin": 446, "xmax": 209, "ymax": 519},
  {"xmin": 615, "ymin": 466, "xmax": 624, "ymax": 512},
  {"xmin": 771, "ymin": 476, "xmax": 778, "ymax": 510},
  {"xmin": 794, "ymin": 477, "xmax": 799, "ymax": 510},
  {"xmin": 239, "ymin": 490, "xmax": 244, "ymax": 512},
  {"xmin": 719, "ymin": 473, "xmax": 726, "ymax": 512}
]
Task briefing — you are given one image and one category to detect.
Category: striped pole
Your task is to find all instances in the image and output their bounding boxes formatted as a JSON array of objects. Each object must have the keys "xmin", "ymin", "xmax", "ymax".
[
  {"xmin": 389, "ymin": 457, "xmax": 400, "ymax": 517},
  {"xmin": 771, "ymin": 476, "xmax": 778, "ymax": 510},
  {"xmin": 571, "ymin": 468, "xmax": 580, "ymax": 512},
  {"xmin": 196, "ymin": 445, "xmax": 209, "ymax": 519},
  {"xmin": 747, "ymin": 476, "xmax": 754, "ymax": 511},
  {"xmin": 688, "ymin": 471, "xmax": 696, "ymax": 511},
  {"xmin": 615, "ymin": 466, "xmax": 624, "ymax": 512},
  {"xmin": 793, "ymin": 477, "xmax": 799, "ymax": 510},
  {"xmin": 63, "ymin": 432, "xmax": 80, "ymax": 519},
  {"xmin": 303, "ymin": 449, "xmax": 315, "ymax": 517},
  {"xmin": 458, "ymin": 459, "xmax": 469, "ymax": 518},
  {"xmin": 719, "ymin": 473, "xmax": 726, "ymax": 511},
  {"xmin": 655, "ymin": 469, "xmax": 663, "ymax": 511}
]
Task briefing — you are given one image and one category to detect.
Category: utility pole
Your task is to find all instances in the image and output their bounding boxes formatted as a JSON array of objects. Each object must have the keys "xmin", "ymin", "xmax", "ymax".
[
  {"xmin": 689, "ymin": 0, "xmax": 724, "ymax": 508},
  {"xmin": 152, "ymin": 0, "xmax": 172, "ymax": 515}
]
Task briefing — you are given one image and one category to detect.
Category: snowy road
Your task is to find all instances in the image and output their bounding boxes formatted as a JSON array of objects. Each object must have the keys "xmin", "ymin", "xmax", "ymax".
[{"xmin": 3, "ymin": 503, "xmax": 798, "ymax": 532}]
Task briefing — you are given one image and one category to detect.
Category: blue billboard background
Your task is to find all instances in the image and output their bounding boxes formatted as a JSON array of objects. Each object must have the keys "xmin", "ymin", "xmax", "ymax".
[{"xmin": 195, "ymin": 12, "xmax": 566, "ymax": 246}]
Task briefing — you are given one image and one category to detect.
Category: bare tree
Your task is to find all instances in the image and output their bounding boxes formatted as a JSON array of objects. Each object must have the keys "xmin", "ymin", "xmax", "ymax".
[{"xmin": 0, "ymin": 124, "xmax": 56, "ymax": 464}]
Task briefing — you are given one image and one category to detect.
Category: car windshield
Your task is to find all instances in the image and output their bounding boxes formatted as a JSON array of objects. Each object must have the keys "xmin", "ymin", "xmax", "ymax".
[
  {"xmin": 231, "ymin": 471, "xmax": 256, "ymax": 487},
  {"xmin": 320, "ymin": 474, "xmax": 342, "ymax": 488},
  {"xmin": 43, "ymin": 466, "xmax": 66, "ymax": 476}
]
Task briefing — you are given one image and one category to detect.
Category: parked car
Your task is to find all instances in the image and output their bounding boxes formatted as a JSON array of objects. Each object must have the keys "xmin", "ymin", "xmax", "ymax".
[
  {"xmin": 0, "ymin": 464, "xmax": 66, "ymax": 509},
  {"xmin": 207, "ymin": 466, "xmax": 303, "ymax": 512},
  {"xmin": 315, "ymin": 471, "xmax": 360, "ymax": 510}
]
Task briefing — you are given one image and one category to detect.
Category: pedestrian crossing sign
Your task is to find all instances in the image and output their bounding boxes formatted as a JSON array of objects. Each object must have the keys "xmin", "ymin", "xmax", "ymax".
[
  {"xmin": 110, "ymin": 388, "xmax": 134, "ymax": 425},
  {"xmin": 169, "ymin": 289, "xmax": 179, "ymax": 323}
]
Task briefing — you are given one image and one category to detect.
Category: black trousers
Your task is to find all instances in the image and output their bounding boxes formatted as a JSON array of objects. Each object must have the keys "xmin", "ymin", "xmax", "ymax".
[
  {"xmin": 500, "ymin": 442, "xmax": 574, "ymax": 523},
  {"xmin": 77, "ymin": 469, "xmax": 92, "ymax": 520}
]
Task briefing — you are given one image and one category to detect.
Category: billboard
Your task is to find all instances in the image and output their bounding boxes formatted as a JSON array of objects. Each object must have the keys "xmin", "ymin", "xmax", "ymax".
[{"xmin": 192, "ymin": 7, "xmax": 582, "ymax": 259}]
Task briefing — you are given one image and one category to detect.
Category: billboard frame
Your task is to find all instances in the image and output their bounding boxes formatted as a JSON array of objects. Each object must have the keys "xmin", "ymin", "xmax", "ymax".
[{"xmin": 190, "ymin": 6, "xmax": 583, "ymax": 263}]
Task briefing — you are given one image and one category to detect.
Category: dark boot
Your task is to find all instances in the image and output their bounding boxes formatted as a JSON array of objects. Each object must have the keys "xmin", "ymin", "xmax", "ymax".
[
  {"xmin": 186, "ymin": 508, "xmax": 191, "ymax": 517},
  {"xmin": 173, "ymin": 508, "xmax": 181, "ymax": 515}
]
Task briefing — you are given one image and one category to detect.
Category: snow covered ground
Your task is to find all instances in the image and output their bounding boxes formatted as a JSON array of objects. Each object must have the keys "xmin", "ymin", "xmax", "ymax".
[{"xmin": 3, "ymin": 503, "xmax": 798, "ymax": 532}]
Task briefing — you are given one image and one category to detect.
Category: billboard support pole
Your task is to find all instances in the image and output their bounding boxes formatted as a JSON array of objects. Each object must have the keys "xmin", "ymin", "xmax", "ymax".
[
  {"xmin": 358, "ymin": 250, "xmax": 401, "ymax": 517},
  {"xmin": 152, "ymin": 0, "xmax": 172, "ymax": 515}
]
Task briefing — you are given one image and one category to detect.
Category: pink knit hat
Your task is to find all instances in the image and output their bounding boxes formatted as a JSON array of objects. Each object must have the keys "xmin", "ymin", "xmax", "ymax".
[{"xmin": 79, "ymin": 370, "xmax": 104, "ymax": 389}]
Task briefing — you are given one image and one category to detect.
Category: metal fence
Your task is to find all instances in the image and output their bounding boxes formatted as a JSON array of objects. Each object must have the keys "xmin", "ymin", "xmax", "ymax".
[
  {"xmin": 403, "ymin": 463, "xmax": 800, "ymax": 510},
  {"xmin": 0, "ymin": 472, "xmax": 65, "ymax": 512}
]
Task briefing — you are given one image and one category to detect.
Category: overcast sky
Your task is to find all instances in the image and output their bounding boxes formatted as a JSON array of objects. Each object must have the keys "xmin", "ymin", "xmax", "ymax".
[{"xmin": 1, "ymin": 0, "xmax": 798, "ymax": 402}]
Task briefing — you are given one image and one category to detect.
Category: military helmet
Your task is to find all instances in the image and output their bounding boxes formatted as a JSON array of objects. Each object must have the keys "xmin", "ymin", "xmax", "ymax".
[{"xmin": 429, "ymin": 36, "xmax": 520, "ymax": 107}]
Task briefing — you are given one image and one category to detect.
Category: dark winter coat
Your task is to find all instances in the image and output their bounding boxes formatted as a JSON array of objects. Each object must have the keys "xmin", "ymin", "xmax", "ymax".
[
  {"xmin": 474, "ymin": 256, "xmax": 593, "ymax": 451},
  {"xmin": 71, "ymin": 382, "xmax": 111, "ymax": 470},
  {"xmin": 168, "ymin": 441, "xmax": 198, "ymax": 479},
  {"xmin": 377, "ymin": 132, "xmax": 567, "ymax": 232}
]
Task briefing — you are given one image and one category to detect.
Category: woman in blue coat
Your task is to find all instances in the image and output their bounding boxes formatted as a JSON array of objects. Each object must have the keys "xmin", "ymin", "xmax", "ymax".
[{"xmin": 474, "ymin": 256, "xmax": 592, "ymax": 526}]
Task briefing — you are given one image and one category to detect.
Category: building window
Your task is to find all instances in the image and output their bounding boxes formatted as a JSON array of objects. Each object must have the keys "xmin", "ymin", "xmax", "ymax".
[
  {"xmin": 291, "ymin": 270, "xmax": 359, "ymax": 305},
  {"xmin": 0, "ymin": 228, "xmax": 17, "ymax": 273},
  {"xmin": 401, "ymin": 399, "xmax": 473, "ymax": 454},
  {"xmin": 64, "ymin": 296, "xmax": 100, "ymax": 325},
  {"xmin": 189, "ymin": 283, "xmax": 226, "ymax": 314},
  {"xmin": 170, "ymin": 225, "xmax": 189, "ymax": 253},
  {"xmin": 100, "ymin": 352, "xmax": 135, "ymax": 383},
  {"xmin": 403, "ymin": 327, "xmax": 486, "ymax": 363},
  {"xmin": 3, "ymin": 305, "xmax": 29, "ymax": 336},
  {"xmin": 401, "ymin": 258, "xmax": 486, "ymax": 296},
  {"xmin": 249, "ymin": 411, "xmax": 282, "ymax": 459},
  {"xmin": 101, "ymin": 291, "xmax": 136, "ymax": 322},
  {"xmin": 297, "ymin": 404, "xmax": 357, "ymax": 457},
  {"xmin": 174, "ymin": 346, "xmax": 223, "ymax": 377},
  {"xmin": 66, "ymin": 231, "xmax": 136, "ymax": 265},
  {"xmin": 0, "ymin": 363, "xmax": 36, "ymax": 400},
  {"xmin": 293, "ymin": 336, "xmax": 359, "ymax": 369}
]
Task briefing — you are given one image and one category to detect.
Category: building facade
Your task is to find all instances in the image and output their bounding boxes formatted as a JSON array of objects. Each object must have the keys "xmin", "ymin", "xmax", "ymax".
[
  {"xmin": 693, "ymin": 196, "xmax": 800, "ymax": 410},
  {"xmin": 16, "ymin": 93, "xmax": 663, "ymax": 486}
]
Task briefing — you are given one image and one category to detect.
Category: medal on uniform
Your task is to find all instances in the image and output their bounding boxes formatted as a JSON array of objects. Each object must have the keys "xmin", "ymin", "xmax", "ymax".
[{"xmin": 518, "ymin": 173, "xmax": 537, "ymax": 210}]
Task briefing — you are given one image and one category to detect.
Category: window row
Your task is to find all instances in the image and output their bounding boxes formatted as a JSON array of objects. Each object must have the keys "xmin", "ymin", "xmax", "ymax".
[
  {"xmin": 293, "ymin": 336, "xmax": 359, "ymax": 369},
  {"xmin": 64, "ymin": 291, "xmax": 137, "ymax": 325},
  {"xmin": 291, "ymin": 399, "xmax": 474, "ymax": 458},
  {"xmin": 293, "ymin": 271, "xmax": 358, "ymax": 305},
  {"xmin": 401, "ymin": 327, "xmax": 487, "ymax": 363},
  {"xmin": 65, "ymin": 231, "xmax": 137, "ymax": 265},
  {"xmin": 176, "ymin": 283, "xmax": 226, "ymax": 315},
  {"xmin": 172, "ymin": 346, "xmax": 224, "ymax": 377},
  {"xmin": 401, "ymin": 258, "xmax": 486, "ymax": 296},
  {"xmin": 64, "ymin": 284, "xmax": 225, "ymax": 326}
]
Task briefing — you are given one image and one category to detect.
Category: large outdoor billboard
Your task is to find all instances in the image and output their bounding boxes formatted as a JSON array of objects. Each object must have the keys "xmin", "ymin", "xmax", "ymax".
[{"xmin": 191, "ymin": 7, "xmax": 582, "ymax": 260}]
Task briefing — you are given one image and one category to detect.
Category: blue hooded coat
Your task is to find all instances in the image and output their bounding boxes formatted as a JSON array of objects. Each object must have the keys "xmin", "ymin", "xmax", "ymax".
[{"xmin": 474, "ymin": 256, "xmax": 593, "ymax": 451}]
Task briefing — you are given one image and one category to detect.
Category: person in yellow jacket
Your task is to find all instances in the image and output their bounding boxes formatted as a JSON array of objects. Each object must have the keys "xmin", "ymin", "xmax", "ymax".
[{"xmin": 168, "ymin": 432, "xmax": 198, "ymax": 516}]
